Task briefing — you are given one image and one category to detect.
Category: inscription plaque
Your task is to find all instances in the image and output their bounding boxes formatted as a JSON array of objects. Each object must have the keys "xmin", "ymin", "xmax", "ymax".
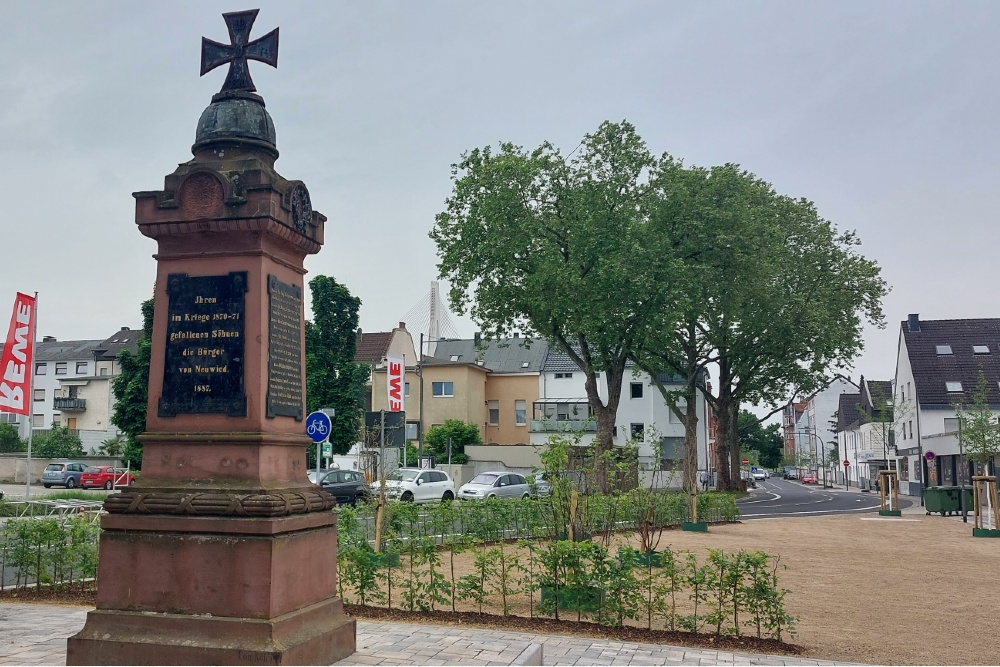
[
  {"xmin": 266, "ymin": 274, "xmax": 304, "ymax": 419},
  {"xmin": 158, "ymin": 272, "xmax": 247, "ymax": 417}
]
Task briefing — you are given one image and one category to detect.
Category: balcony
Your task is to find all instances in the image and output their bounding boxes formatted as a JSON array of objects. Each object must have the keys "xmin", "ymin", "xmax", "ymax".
[
  {"xmin": 53, "ymin": 397, "xmax": 86, "ymax": 411},
  {"xmin": 530, "ymin": 419, "xmax": 597, "ymax": 433}
]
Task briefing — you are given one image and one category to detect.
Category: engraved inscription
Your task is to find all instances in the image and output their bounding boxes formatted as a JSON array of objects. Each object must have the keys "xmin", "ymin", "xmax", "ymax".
[
  {"xmin": 158, "ymin": 272, "xmax": 247, "ymax": 417},
  {"xmin": 266, "ymin": 275, "xmax": 304, "ymax": 419}
]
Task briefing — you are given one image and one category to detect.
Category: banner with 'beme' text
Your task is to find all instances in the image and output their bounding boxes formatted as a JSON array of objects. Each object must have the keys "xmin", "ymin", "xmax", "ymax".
[{"xmin": 0, "ymin": 293, "xmax": 36, "ymax": 416}]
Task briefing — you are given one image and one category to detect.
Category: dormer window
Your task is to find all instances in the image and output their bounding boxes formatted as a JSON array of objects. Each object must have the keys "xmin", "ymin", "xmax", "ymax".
[
  {"xmin": 973, "ymin": 345, "xmax": 990, "ymax": 355},
  {"xmin": 946, "ymin": 381, "xmax": 963, "ymax": 393},
  {"xmin": 936, "ymin": 345, "xmax": 953, "ymax": 355}
]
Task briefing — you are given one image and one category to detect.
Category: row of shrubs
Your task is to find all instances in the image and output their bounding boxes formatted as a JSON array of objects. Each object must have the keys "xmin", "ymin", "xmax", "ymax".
[
  {"xmin": 345, "ymin": 490, "xmax": 740, "ymax": 544},
  {"xmin": 0, "ymin": 516, "xmax": 99, "ymax": 591},
  {"xmin": 337, "ymin": 510, "xmax": 795, "ymax": 641}
]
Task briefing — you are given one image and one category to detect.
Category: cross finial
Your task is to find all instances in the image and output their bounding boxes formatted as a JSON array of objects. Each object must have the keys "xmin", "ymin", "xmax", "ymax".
[{"xmin": 200, "ymin": 9, "xmax": 279, "ymax": 94}]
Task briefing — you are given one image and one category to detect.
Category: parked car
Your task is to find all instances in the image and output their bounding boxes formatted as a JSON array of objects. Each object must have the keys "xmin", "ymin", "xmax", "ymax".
[
  {"xmin": 316, "ymin": 469, "xmax": 371, "ymax": 506},
  {"xmin": 751, "ymin": 467, "xmax": 768, "ymax": 481},
  {"xmin": 79, "ymin": 466, "xmax": 135, "ymax": 490},
  {"xmin": 459, "ymin": 472, "xmax": 532, "ymax": 500},
  {"xmin": 383, "ymin": 468, "xmax": 455, "ymax": 503},
  {"xmin": 782, "ymin": 467, "xmax": 798, "ymax": 480},
  {"xmin": 41, "ymin": 461, "xmax": 88, "ymax": 489},
  {"xmin": 529, "ymin": 470, "xmax": 590, "ymax": 496},
  {"xmin": 800, "ymin": 473, "xmax": 818, "ymax": 484},
  {"xmin": 307, "ymin": 467, "xmax": 339, "ymax": 484}
]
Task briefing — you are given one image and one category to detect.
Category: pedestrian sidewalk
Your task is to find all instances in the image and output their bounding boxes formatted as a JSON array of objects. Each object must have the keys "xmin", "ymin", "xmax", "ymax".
[{"xmin": 0, "ymin": 602, "xmax": 857, "ymax": 666}]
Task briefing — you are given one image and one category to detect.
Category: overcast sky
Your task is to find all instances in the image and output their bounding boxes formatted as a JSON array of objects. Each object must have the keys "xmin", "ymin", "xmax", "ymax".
[{"xmin": 2, "ymin": 1, "xmax": 999, "ymax": 394}]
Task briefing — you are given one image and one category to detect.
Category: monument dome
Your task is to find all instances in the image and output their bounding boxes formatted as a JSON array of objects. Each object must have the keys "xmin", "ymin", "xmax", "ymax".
[{"xmin": 193, "ymin": 90, "xmax": 277, "ymax": 157}]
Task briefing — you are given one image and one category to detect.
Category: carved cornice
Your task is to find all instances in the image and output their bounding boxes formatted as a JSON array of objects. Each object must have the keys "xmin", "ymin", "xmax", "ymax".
[{"xmin": 104, "ymin": 488, "xmax": 335, "ymax": 517}]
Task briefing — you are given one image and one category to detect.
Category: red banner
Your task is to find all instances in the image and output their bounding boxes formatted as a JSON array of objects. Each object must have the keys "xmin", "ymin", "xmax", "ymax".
[{"xmin": 0, "ymin": 293, "xmax": 36, "ymax": 416}]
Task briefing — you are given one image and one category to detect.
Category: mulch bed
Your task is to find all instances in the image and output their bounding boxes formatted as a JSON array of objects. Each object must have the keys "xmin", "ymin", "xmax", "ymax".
[{"xmin": 0, "ymin": 585, "xmax": 800, "ymax": 656}]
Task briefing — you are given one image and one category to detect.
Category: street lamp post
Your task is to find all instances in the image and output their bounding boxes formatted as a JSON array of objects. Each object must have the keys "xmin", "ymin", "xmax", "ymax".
[{"xmin": 793, "ymin": 429, "xmax": 831, "ymax": 488}]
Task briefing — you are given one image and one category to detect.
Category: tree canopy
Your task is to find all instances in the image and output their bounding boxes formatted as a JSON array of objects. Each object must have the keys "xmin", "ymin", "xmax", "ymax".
[
  {"xmin": 423, "ymin": 419, "xmax": 481, "ymax": 464},
  {"xmin": 432, "ymin": 121, "xmax": 684, "ymax": 491},
  {"xmin": 33, "ymin": 424, "xmax": 84, "ymax": 459},
  {"xmin": 737, "ymin": 410, "xmax": 784, "ymax": 469},
  {"xmin": 305, "ymin": 275, "xmax": 369, "ymax": 456},
  {"xmin": 955, "ymin": 370, "xmax": 1000, "ymax": 467},
  {"xmin": 0, "ymin": 422, "xmax": 25, "ymax": 453}
]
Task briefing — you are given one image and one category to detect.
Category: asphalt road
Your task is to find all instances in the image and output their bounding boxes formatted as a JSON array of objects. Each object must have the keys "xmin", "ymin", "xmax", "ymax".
[{"xmin": 736, "ymin": 476, "xmax": 912, "ymax": 519}]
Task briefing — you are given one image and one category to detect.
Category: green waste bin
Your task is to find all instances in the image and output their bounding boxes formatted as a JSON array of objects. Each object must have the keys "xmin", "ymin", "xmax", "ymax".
[
  {"xmin": 942, "ymin": 486, "xmax": 973, "ymax": 516},
  {"xmin": 925, "ymin": 486, "xmax": 968, "ymax": 516},
  {"xmin": 924, "ymin": 487, "xmax": 946, "ymax": 515}
]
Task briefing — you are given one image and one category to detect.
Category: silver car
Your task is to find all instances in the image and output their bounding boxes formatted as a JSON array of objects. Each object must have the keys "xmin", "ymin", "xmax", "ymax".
[{"xmin": 459, "ymin": 472, "xmax": 532, "ymax": 500}]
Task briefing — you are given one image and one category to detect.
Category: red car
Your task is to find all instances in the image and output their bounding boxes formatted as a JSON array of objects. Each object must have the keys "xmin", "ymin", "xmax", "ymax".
[
  {"xmin": 800, "ymin": 474, "xmax": 818, "ymax": 484},
  {"xmin": 80, "ymin": 466, "xmax": 135, "ymax": 490}
]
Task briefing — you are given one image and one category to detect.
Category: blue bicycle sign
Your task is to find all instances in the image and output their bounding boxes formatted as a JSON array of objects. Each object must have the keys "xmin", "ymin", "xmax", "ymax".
[{"xmin": 305, "ymin": 411, "xmax": 332, "ymax": 443}]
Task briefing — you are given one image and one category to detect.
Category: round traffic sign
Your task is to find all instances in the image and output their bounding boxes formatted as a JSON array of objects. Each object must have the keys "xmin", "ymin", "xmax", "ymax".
[
  {"xmin": 742, "ymin": 459, "xmax": 749, "ymax": 465},
  {"xmin": 843, "ymin": 459, "xmax": 850, "ymax": 467},
  {"xmin": 305, "ymin": 411, "xmax": 332, "ymax": 443},
  {"xmin": 924, "ymin": 450, "xmax": 935, "ymax": 461}
]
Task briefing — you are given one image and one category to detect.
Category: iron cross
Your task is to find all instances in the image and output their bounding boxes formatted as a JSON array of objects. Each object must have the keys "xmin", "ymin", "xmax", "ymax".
[{"xmin": 200, "ymin": 9, "xmax": 279, "ymax": 93}]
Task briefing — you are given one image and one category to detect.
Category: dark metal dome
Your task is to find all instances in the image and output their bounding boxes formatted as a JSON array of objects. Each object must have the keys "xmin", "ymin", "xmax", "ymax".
[{"xmin": 193, "ymin": 91, "xmax": 277, "ymax": 157}]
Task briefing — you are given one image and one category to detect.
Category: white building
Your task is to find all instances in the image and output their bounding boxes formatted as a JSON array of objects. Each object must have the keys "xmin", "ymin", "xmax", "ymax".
[
  {"xmin": 531, "ymin": 347, "xmax": 708, "ymax": 488},
  {"xmin": 893, "ymin": 314, "xmax": 1000, "ymax": 496}
]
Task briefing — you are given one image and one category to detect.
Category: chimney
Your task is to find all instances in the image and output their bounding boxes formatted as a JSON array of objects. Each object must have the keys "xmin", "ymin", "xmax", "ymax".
[
  {"xmin": 42, "ymin": 336, "xmax": 56, "ymax": 342},
  {"xmin": 513, "ymin": 332, "xmax": 519, "ymax": 338},
  {"xmin": 907, "ymin": 314, "xmax": 920, "ymax": 332},
  {"xmin": 121, "ymin": 326, "xmax": 129, "ymax": 331},
  {"xmin": 398, "ymin": 321, "xmax": 405, "ymax": 330},
  {"xmin": 356, "ymin": 327, "xmax": 362, "ymax": 340},
  {"xmin": 474, "ymin": 332, "xmax": 481, "ymax": 346}
]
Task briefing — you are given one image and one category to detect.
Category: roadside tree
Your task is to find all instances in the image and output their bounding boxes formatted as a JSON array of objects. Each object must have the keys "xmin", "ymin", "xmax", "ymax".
[
  {"xmin": 111, "ymin": 298, "xmax": 153, "ymax": 469},
  {"xmin": 432, "ymin": 121, "xmax": 684, "ymax": 492},
  {"xmin": 423, "ymin": 419, "xmax": 480, "ymax": 464}
]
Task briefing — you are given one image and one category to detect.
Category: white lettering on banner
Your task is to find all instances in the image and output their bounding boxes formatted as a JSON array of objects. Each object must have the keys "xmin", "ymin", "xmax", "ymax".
[
  {"xmin": 387, "ymin": 356, "xmax": 404, "ymax": 413},
  {"xmin": 0, "ymin": 293, "xmax": 35, "ymax": 415}
]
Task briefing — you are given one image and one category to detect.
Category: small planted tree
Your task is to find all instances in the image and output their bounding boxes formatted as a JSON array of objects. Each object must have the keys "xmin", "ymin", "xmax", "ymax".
[{"xmin": 954, "ymin": 370, "xmax": 1000, "ymax": 533}]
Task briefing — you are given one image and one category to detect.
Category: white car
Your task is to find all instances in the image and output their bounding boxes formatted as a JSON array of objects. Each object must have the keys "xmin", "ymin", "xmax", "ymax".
[
  {"xmin": 751, "ymin": 468, "xmax": 768, "ymax": 481},
  {"xmin": 382, "ymin": 468, "xmax": 455, "ymax": 503}
]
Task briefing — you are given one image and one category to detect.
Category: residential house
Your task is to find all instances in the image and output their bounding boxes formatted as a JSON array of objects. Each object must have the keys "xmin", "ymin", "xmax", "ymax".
[
  {"xmin": 836, "ymin": 377, "xmax": 895, "ymax": 489},
  {"xmin": 781, "ymin": 402, "xmax": 808, "ymax": 460},
  {"xmin": 785, "ymin": 376, "xmax": 859, "ymax": 480},
  {"xmin": 893, "ymin": 314, "xmax": 1000, "ymax": 496},
  {"xmin": 359, "ymin": 322, "xmax": 420, "ymax": 440}
]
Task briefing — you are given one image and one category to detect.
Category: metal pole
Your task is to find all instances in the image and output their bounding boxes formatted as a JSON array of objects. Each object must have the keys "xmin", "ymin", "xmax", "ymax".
[
  {"xmin": 25, "ymin": 291, "xmax": 38, "ymax": 502},
  {"xmin": 418, "ymin": 333, "xmax": 425, "ymax": 464},
  {"xmin": 380, "ymin": 409, "xmax": 386, "ymax": 476},
  {"xmin": 959, "ymin": 419, "xmax": 967, "ymax": 522},
  {"xmin": 447, "ymin": 436, "xmax": 452, "ymax": 469}
]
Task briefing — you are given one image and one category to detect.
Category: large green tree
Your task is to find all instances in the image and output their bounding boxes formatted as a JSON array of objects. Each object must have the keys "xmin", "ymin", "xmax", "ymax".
[
  {"xmin": 955, "ymin": 370, "xmax": 1000, "ymax": 471},
  {"xmin": 111, "ymin": 298, "xmax": 153, "ymax": 469},
  {"xmin": 737, "ymin": 410, "xmax": 784, "ymax": 469},
  {"xmin": 34, "ymin": 424, "xmax": 84, "ymax": 459},
  {"xmin": 305, "ymin": 275, "xmax": 369, "ymax": 456},
  {"xmin": 431, "ymin": 121, "xmax": 683, "ymax": 492}
]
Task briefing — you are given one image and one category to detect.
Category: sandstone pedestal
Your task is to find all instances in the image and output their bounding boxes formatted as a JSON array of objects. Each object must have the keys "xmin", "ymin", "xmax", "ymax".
[{"xmin": 68, "ymin": 35, "xmax": 355, "ymax": 664}]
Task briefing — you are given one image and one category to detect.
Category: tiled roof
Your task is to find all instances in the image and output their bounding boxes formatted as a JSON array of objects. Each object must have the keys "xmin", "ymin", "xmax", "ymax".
[
  {"xmin": 35, "ymin": 339, "xmax": 103, "ymax": 362},
  {"xmin": 355, "ymin": 331, "xmax": 392, "ymax": 364},
  {"xmin": 430, "ymin": 338, "xmax": 546, "ymax": 373},
  {"xmin": 902, "ymin": 316, "xmax": 1000, "ymax": 406},
  {"xmin": 541, "ymin": 346, "xmax": 581, "ymax": 373},
  {"xmin": 95, "ymin": 328, "xmax": 142, "ymax": 360},
  {"xmin": 836, "ymin": 392, "xmax": 862, "ymax": 432}
]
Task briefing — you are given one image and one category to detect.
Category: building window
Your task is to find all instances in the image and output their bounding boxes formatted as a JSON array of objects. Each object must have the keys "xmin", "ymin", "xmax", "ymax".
[
  {"xmin": 488, "ymin": 400, "xmax": 499, "ymax": 425},
  {"xmin": 31, "ymin": 414, "xmax": 44, "ymax": 428},
  {"xmin": 55, "ymin": 362, "xmax": 67, "ymax": 375},
  {"xmin": 404, "ymin": 382, "xmax": 410, "ymax": 397},
  {"xmin": 99, "ymin": 367, "xmax": 109, "ymax": 376},
  {"xmin": 76, "ymin": 362, "xmax": 87, "ymax": 374},
  {"xmin": 35, "ymin": 363, "xmax": 47, "ymax": 375},
  {"xmin": 630, "ymin": 423, "xmax": 645, "ymax": 440},
  {"xmin": 432, "ymin": 382, "xmax": 454, "ymax": 397},
  {"xmin": 899, "ymin": 457, "xmax": 909, "ymax": 481},
  {"xmin": 33, "ymin": 389, "xmax": 44, "ymax": 401},
  {"xmin": 449, "ymin": 355, "xmax": 461, "ymax": 362},
  {"xmin": 630, "ymin": 382, "xmax": 643, "ymax": 399},
  {"xmin": 945, "ymin": 381, "xmax": 963, "ymax": 393},
  {"xmin": 668, "ymin": 402, "xmax": 687, "ymax": 424},
  {"xmin": 52, "ymin": 417, "xmax": 61, "ymax": 427},
  {"xmin": 514, "ymin": 400, "xmax": 526, "ymax": 425},
  {"xmin": 974, "ymin": 345, "xmax": 991, "ymax": 355},
  {"xmin": 944, "ymin": 418, "xmax": 959, "ymax": 433},
  {"xmin": 554, "ymin": 372, "xmax": 573, "ymax": 379},
  {"xmin": 936, "ymin": 345, "xmax": 952, "ymax": 355},
  {"xmin": 908, "ymin": 420, "xmax": 913, "ymax": 440},
  {"xmin": 0, "ymin": 412, "xmax": 18, "ymax": 423}
]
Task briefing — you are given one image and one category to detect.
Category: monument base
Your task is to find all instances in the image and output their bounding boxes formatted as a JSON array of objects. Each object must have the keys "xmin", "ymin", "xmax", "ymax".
[
  {"xmin": 681, "ymin": 521, "xmax": 708, "ymax": 532},
  {"xmin": 67, "ymin": 597, "xmax": 355, "ymax": 665}
]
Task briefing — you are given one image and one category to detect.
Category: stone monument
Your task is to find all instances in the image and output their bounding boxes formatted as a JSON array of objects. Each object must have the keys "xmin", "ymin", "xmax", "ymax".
[{"xmin": 67, "ymin": 9, "xmax": 356, "ymax": 664}]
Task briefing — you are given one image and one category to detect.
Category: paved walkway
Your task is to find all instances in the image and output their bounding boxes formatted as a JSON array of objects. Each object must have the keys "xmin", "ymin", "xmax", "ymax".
[{"xmin": 0, "ymin": 603, "xmax": 853, "ymax": 666}]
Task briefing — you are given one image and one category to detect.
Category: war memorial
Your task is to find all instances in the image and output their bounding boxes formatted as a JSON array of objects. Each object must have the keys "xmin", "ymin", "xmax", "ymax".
[{"xmin": 66, "ymin": 9, "xmax": 357, "ymax": 664}]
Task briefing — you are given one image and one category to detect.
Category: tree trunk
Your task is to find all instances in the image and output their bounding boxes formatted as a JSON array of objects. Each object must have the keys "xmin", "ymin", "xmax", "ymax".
[
  {"xmin": 584, "ymin": 360, "xmax": 625, "ymax": 495},
  {"xmin": 682, "ymin": 387, "xmax": 699, "ymax": 494}
]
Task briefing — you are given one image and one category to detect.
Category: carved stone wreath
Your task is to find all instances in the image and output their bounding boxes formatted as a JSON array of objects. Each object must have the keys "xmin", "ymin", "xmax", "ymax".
[
  {"xmin": 104, "ymin": 488, "xmax": 334, "ymax": 517},
  {"xmin": 290, "ymin": 183, "xmax": 311, "ymax": 233}
]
